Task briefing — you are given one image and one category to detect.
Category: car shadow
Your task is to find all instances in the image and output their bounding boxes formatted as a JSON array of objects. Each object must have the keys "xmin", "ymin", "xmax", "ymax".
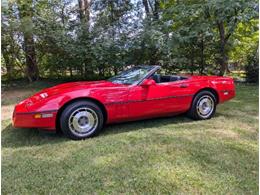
[
  {"xmin": 2, "ymin": 114, "xmax": 201, "ymax": 149},
  {"xmin": 101, "ymin": 114, "xmax": 194, "ymax": 136}
]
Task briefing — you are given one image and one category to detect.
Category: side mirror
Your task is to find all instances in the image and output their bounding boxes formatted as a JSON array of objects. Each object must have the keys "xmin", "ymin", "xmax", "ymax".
[{"xmin": 141, "ymin": 79, "xmax": 156, "ymax": 87}]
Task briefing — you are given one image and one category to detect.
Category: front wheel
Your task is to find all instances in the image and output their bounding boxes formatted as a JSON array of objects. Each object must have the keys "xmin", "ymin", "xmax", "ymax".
[
  {"xmin": 60, "ymin": 100, "xmax": 104, "ymax": 140},
  {"xmin": 188, "ymin": 91, "xmax": 216, "ymax": 120}
]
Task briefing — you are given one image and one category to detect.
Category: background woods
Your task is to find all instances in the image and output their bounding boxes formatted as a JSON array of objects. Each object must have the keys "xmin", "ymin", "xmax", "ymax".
[{"xmin": 1, "ymin": 0, "xmax": 259, "ymax": 82}]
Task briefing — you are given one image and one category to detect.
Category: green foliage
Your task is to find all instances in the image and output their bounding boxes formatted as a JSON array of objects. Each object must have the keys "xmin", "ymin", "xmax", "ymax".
[
  {"xmin": 229, "ymin": 20, "xmax": 259, "ymax": 66},
  {"xmin": 161, "ymin": 0, "xmax": 258, "ymax": 75},
  {"xmin": 1, "ymin": 0, "xmax": 259, "ymax": 81},
  {"xmin": 245, "ymin": 48, "xmax": 259, "ymax": 83}
]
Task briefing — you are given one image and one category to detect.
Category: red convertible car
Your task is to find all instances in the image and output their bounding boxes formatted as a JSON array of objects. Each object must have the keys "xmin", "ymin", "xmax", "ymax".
[{"xmin": 13, "ymin": 65, "xmax": 235, "ymax": 140}]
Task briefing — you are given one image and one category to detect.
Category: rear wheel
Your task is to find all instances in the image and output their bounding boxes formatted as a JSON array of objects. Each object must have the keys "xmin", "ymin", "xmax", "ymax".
[
  {"xmin": 188, "ymin": 91, "xmax": 216, "ymax": 120},
  {"xmin": 60, "ymin": 100, "xmax": 104, "ymax": 140}
]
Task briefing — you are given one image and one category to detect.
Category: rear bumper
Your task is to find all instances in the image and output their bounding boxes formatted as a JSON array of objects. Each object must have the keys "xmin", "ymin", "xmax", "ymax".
[
  {"xmin": 218, "ymin": 89, "xmax": 235, "ymax": 103},
  {"xmin": 12, "ymin": 109, "xmax": 57, "ymax": 131}
]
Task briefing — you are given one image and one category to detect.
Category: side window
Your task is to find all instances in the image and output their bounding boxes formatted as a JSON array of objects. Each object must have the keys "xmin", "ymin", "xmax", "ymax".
[
  {"xmin": 151, "ymin": 73, "xmax": 161, "ymax": 83},
  {"xmin": 150, "ymin": 70, "xmax": 187, "ymax": 83}
]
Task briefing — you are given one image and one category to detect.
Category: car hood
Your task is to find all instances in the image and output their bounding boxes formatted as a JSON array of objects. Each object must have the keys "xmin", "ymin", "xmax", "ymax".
[
  {"xmin": 27, "ymin": 80, "xmax": 121, "ymax": 104},
  {"xmin": 45, "ymin": 80, "xmax": 117, "ymax": 91}
]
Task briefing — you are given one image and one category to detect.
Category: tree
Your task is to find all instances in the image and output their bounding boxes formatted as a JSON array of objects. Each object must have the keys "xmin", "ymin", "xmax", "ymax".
[
  {"xmin": 245, "ymin": 47, "xmax": 258, "ymax": 83},
  {"xmin": 2, "ymin": 2, "xmax": 15, "ymax": 80},
  {"xmin": 17, "ymin": 0, "xmax": 39, "ymax": 81},
  {"xmin": 206, "ymin": 0, "xmax": 258, "ymax": 75},
  {"xmin": 2, "ymin": 1, "xmax": 26, "ymax": 80},
  {"xmin": 1, "ymin": 0, "xmax": 258, "ymax": 81},
  {"xmin": 229, "ymin": 20, "xmax": 259, "ymax": 68},
  {"xmin": 161, "ymin": 0, "xmax": 215, "ymax": 73}
]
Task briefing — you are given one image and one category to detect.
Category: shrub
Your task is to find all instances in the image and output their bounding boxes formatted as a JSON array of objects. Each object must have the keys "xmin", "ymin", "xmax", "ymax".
[{"xmin": 245, "ymin": 49, "xmax": 259, "ymax": 83}]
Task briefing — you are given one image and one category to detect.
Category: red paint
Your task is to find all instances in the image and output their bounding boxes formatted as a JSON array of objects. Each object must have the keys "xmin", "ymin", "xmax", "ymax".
[{"xmin": 13, "ymin": 74, "xmax": 235, "ymax": 131}]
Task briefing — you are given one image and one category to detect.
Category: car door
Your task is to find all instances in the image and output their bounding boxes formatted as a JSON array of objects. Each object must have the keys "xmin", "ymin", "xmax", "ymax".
[
  {"xmin": 128, "ymin": 80, "xmax": 193, "ymax": 120},
  {"xmin": 164, "ymin": 79, "xmax": 194, "ymax": 111}
]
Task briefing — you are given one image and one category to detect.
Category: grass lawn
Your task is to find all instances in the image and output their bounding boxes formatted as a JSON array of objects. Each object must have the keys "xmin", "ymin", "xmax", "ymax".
[{"xmin": 1, "ymin": 81, "xmax": 259, "ymax": 194}]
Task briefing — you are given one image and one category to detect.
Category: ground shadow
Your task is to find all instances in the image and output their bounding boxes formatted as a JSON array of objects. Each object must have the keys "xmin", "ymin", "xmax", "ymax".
[
  {"xmin": 2, "ymin": 124, "xmax": 67, "ymax": 149},
  {"xmin": 102, "ymin": 114, "xmax": 194, "ymax": 136},
  {"xmin": 2, "ymin": 114, "xmax": 197, "ymax": 148}
]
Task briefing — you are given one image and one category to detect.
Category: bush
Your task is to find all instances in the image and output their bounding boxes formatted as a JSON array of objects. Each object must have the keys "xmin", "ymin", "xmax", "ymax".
[{"xmin": 245, "ymin": 49, "xmax": 259, "ymax": 83}]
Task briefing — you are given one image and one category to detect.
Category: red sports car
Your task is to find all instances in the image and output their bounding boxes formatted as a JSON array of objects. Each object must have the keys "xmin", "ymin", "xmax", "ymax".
[{"xmin": 13, "ymin": 65, "xmax": 235, "ymax": 140}]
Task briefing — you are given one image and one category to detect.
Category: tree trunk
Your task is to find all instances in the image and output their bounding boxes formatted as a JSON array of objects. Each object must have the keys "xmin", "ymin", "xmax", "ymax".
[
  {"xmin": 114, "ymin": 67, "xmax": 118, "ymax": 75},
  {"xmin": 98, "ymin": 67, "xmax": 104, "ymax": 77},
  {"xmin": 17, "ymin": 0, "xmax": 39, "ymax": 82},
  {"xmin": 217, "ymin": 21, "xmax": 228, "ymax": 76},
  {"xmin": 2, "ymin": 2, "xmax": 16, "ymax": 80},
  {"xmin": 84, "ymin": 0, "xmax": 90, "ymax": 23},
  {"xmin": 78, "ymin": 0, "xmax": 92, "ymax": 77},
  {"xmin": 24, "ymin": 35, "xmax": 39, "ymax": 81},
  {"xmin": 153, "ymin": 0, "xmax": 160, "ymax": 19},
  {"xmin": 78, "ymin": 0, "xmax": 90, "ymax": 30},
  {"xmin": 142, "ymin": 0, "xmax": 150, "ymax": 15},
  {"xmin": 69, "ymin": 66, "xmax": 73, "ymax": 77},
  {"xmin": 199, "ymin": 38, "xmax": 205, "ymax": 75},
  {"xmin": 190, "ymin": 54, "xmax": 194, "ymax": 75},
  {"xmin": 2, "ymin": 48, "xmax": 13, "ymax": 80}
]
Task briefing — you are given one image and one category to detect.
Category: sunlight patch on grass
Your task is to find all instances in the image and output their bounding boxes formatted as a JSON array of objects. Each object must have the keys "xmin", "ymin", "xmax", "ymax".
[{"xmin": 208, "ymin": 129, "xmax": 240, "ymax": 139}]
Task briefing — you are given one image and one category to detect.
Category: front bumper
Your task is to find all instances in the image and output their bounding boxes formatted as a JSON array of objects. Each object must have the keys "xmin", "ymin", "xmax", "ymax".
[{"xmin": 12, "ymin": 106, "xmax": 57, "ymax": 131}]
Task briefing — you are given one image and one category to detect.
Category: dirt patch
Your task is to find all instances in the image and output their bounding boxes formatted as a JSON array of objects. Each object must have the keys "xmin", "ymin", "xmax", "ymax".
[
  {"xmin": 1, "ymin": 89, "xmax": 35, "ymax": 106},
  {"xmin": 1, "ymin": 89, "xmax": 36, "ymax": 120},
  {"xmin": 2, "ymin": 105, "xmax": 14, "ymax": 120}
]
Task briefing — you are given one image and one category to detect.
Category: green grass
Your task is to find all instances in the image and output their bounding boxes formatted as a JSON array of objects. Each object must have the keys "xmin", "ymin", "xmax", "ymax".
[{"xmin": 2, "ymin": 82, "xmax": 259, "ymax": 194}]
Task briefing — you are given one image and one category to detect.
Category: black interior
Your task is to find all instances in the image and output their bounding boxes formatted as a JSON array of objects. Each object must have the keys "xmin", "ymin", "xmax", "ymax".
[{"xmin": 152, "ymin": 74, "xmax": 187, "ymax": 83}]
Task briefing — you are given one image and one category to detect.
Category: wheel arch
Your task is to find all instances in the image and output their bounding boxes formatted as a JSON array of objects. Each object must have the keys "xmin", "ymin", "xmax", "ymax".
[
  {"xmin": 55, "ymin": 97, "xmax": 108, "ymax": 131},
  {"xmin": 193, "ymin": 87, "xmax": 219, "ymax": 104}
]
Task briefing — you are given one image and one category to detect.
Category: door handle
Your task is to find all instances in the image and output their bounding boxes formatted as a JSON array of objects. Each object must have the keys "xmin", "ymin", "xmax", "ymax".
[{"xmin": 179, "ymin": 84, "xmax": 188, "ymax": 88}]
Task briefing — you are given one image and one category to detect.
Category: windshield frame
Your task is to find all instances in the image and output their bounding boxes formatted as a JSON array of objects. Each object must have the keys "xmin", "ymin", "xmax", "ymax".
[{"xmin": 108, "ymin": 65, "xmax": 160, "ymax": 86}]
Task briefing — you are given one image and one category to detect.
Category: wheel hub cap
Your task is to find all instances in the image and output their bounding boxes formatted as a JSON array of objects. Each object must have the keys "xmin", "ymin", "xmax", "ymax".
[
  {"xmin": 69, "ymin": 108, "xmax": 98, "ymax": 136},
  {"xmin": 196, "ymin": 95, "xmax": 214, "ymax": 118}
]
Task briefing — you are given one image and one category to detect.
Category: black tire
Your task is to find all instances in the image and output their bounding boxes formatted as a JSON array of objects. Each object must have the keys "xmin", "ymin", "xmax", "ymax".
[
  {"xmin": 60, "ymin": 100, "xmax": 104, "ymax": 140},
  {"xmin": 188, "ymin": 90, "xmax": 216, "ymax": 120}
]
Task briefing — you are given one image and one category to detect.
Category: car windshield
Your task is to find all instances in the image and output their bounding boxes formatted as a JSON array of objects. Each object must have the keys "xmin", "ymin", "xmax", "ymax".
[{"xmin": 108, "ymin": 66, "xmax": 155, "ymax": 85}]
